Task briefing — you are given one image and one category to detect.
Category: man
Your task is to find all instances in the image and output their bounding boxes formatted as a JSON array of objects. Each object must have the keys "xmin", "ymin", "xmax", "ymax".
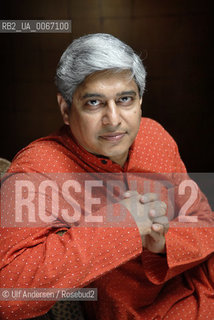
[{"xmin": 0, "ymin": 33, "xmax": 214, "ymax": 320}]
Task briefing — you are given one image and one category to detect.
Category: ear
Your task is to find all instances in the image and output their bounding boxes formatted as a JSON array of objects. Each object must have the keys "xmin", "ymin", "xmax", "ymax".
[
  {"xmin": 57, "ymin": 93, "xmax": 70, "ymax": 125},
  {"xmin": 139, "ymin": 97, "xmax": 143, "ymax": 116}
]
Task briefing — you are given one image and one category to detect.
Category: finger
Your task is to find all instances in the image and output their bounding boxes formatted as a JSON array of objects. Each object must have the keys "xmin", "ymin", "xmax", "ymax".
[
  {"xmin": 152, "ymin": 223, "xmax": 164, "ymax": 234},
  {"xmin": 152, "ymin": 217, "xmax": 169, "ymax": 234},
  {"xmin": 123, "ymin": 190, "xmax": 139, "ymax": 198},
  {"xmin": 145, "ymin": 230, "xmax": 166, "ymax": 253},
  {"xmin": 149, "ymin": 205, "xmax": 167, "ymax": 218},
  {"xmin": 159, "ymin": 201, "xmax": 167, "ymax": 210},
  {"xmin": 140, "ymin": 193, "xmax": 159, "ymax": 204},
  {"xmin": 148, "ymin": 200, "xmax": 167, "ymax": 217},
  {"xmin": 153, "ymin": 216, "xmax": 169, "ymax": 225},
  {"xmin": 146, "ymin": 228, "xmax": 165, "ymax": 245},
  {"xmin": 151, "ymin": 200, "xmax": 167, "ymax": 211},
  {"xmin": 138, "ymin": 224, "xmax": 152, "ymax": 236}
]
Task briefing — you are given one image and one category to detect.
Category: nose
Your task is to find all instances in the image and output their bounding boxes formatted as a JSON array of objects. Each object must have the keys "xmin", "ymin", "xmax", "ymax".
[{"xmin": 102, "ymin": 100, "xmax": 121, "ymax": 127}]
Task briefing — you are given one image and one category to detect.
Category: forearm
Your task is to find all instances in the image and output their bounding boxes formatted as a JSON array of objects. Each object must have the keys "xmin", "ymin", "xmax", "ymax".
[{"xmin": 0, "ymin": 205, "xmax": 142, "ymax": 319}]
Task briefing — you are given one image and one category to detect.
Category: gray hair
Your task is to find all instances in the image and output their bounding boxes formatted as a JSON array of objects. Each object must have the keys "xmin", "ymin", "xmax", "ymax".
[{"xmin": 55, "ymin": 33, "xmax": 146, "ymax": 105}]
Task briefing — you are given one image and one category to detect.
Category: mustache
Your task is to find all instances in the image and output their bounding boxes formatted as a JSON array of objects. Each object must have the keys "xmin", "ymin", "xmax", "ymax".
[{"xmin": 99, "ymin": 126, "xmax": 127, "ymax": 135}]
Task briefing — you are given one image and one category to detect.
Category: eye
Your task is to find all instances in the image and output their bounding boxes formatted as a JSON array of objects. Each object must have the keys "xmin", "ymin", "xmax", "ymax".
[
  {"xmin": 117, "ymin": 96, "xmax": 133, "ymax": 105},
  {"xmin": 86, "ymin": 99, "xmax": 101, "ymax": 106}
]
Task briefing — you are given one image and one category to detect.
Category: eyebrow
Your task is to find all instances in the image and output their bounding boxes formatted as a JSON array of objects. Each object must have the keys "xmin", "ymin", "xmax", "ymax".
[{"xmin": 82, "ymin": 91, "xmax": 137, "ymax": 100}]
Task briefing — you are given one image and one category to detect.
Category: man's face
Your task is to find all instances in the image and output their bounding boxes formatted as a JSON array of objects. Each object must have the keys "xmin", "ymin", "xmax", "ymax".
[{"xmin": 59, "ymin": 70, "xmax": 142, "ymax": 167}]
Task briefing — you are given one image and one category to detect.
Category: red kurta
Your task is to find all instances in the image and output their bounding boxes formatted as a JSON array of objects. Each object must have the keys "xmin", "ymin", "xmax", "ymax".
[{"xmin": 0, "ymin": 118, "xmax": 214, "ymax": 319}]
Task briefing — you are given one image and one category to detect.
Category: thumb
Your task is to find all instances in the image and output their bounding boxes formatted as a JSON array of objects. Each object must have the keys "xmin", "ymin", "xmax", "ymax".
[{"xmin": 123, "ymin": 190, "xmax": 139, "ymax": 198}]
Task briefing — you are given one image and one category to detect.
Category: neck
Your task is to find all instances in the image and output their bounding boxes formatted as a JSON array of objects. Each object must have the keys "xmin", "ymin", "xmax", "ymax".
[{"xmin": 109, "ymin": 151, "xmax": 128, "ymax": 167}]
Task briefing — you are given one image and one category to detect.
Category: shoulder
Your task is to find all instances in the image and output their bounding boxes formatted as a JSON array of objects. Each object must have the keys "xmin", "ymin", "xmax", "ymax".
[
  {"xmin": 8, "ymin": 128, "xmax": 79, "ymax": 173},
  {"xmin": 129, "ymin": 118, "xmax": 186, "ymax": 172},
  {"xmin": 139, "ymin": 117, "xmax": 175, "ymax": 145},
  {"xmin": 140, "ymin": 118, "xmax": 173, "ymax": 139}
]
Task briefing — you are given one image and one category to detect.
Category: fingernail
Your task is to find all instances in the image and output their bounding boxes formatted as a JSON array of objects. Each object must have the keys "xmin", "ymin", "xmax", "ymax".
[
  {"xmin": 153, "ymin": 224, "xmax": 160, "ymax": 231},
  {"xmin": 150, "ymin": 209, "xmax": 156, "ymax": 217},
  {"xmin": 123, "ymin": 191, "xmax": 131, "ymax": 198},
  {"xmin": 141, "ymin": 195, "xmax": 147, "ymax": 202}
]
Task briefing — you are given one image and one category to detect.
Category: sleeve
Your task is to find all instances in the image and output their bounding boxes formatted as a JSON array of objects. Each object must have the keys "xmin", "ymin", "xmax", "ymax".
[
  {"xmin": 142, "ymin": 138, "xmax": 214, "ymax": 285},
  {"xmin": 0, "ymin": 172, "xmax": 142, "ymax": 319}
]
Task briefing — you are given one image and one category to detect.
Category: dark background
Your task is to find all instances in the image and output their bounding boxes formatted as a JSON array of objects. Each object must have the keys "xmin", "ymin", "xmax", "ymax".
[{"xmin": 0, "ymin": 0, "xmax": 213, "ymax": 172}]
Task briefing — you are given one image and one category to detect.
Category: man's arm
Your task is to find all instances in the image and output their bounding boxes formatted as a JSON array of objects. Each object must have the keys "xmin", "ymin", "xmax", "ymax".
[
  {"xmin": 141, "ymin": 142, "xmax": 214, "ymax": 285},
  {"xmin": 0, "ymin": 173, "xmax": 143, "ymax": 320}
]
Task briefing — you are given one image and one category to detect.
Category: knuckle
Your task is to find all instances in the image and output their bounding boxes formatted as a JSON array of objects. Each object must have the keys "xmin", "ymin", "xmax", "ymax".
[
  {"xmin": 160, "ymin": 201, "xmax": 167, "ymax": 209},
  {"xmin": 153, "ymin": 216, "xmax": 169, "ymax": 224},
  {"xmin": 141, "ymin": 193, "xmax": 158, "ymax": 203},
  {"xmin": 151, "ymin": 202, "xmax": 166, "ymax": 216},
  {"xmin": 123, "ymin": 190, "xmax": 139, "ymax": 198}
]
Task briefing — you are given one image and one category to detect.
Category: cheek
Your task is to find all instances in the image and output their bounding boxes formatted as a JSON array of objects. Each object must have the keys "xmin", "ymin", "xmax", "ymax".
[
  {"xmin": 129, "ymin": 109, "xmax": 141, "ymax": 125},
  {"xmin": 77, "ymin": 116, "xmax": 99, "ymax": 138},
  {"xmin": 127, "ymin": 110, "xmax": 141, "ymax": 137}
]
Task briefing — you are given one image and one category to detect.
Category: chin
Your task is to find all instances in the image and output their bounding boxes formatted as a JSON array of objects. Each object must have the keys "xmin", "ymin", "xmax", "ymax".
[{"xmin": 104, "ymin": 150, "xmax": 126, "ymax": 159}]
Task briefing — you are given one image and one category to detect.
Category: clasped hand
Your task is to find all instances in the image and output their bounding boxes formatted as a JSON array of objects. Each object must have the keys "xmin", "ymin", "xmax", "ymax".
[{"xmin": 120, "ymin": 191, "xmax": 169, "ymax": 254}]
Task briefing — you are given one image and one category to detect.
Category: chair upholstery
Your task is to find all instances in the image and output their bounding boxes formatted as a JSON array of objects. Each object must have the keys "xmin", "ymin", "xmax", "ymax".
[{"xmin": 0, "ymin": 157, "xmax": 11, "ymax": 175}]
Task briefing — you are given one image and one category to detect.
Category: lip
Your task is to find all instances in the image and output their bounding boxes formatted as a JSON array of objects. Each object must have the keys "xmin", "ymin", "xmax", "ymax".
[{"xmin": 99, "ymin": 132, "xmax": 126, "ymax": 141}]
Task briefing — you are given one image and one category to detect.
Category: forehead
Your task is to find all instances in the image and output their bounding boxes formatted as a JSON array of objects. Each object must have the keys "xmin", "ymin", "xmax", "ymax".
[{"xmin": 74, "ymin": 70, "xmax": 139, "ymax": 99}]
